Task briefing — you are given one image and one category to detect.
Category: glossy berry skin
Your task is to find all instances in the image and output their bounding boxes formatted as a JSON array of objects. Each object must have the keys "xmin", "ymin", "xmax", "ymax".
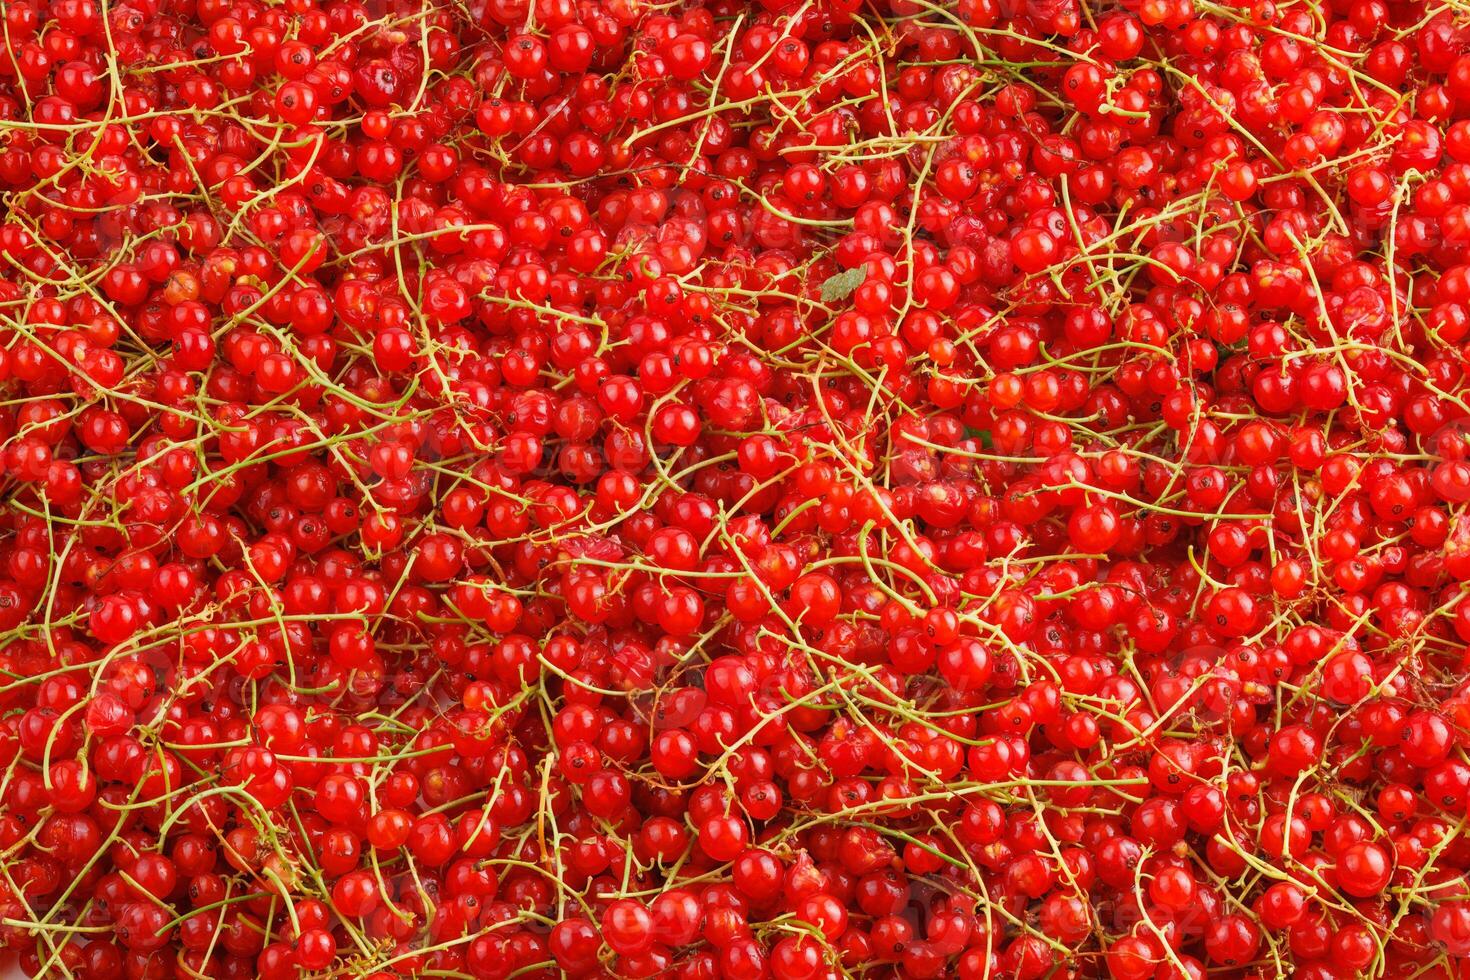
[{"xmin": 1, "ymin": 0, "xmax": 1469, "ymax": 977}]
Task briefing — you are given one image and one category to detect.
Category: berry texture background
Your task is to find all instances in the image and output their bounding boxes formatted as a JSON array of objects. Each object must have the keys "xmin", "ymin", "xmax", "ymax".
[{"xmin": 3, "ymin": 0, "xmax": 1470, "ymax": 978}]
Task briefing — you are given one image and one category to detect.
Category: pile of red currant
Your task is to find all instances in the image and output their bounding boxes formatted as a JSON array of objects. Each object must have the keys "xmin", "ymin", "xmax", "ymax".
[{"xmin": 3, "ymin": 0, "xmax": 1470, "ymax": 975}]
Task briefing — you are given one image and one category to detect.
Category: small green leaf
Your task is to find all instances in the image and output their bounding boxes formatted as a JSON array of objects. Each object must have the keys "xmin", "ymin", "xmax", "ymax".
[
  {"xmin": 820, "ymin": 267, "xmax": 867, "ymax": 303},
  {"xmin": 965, "ymin": 427, "xmax": 993, "ymax": 448}
]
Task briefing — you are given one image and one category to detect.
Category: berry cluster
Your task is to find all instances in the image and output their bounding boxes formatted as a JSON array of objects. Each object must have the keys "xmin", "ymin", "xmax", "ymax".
[{"xmin": 3, "ymin": 0, "xmax": 1470, "ymax": 977}]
